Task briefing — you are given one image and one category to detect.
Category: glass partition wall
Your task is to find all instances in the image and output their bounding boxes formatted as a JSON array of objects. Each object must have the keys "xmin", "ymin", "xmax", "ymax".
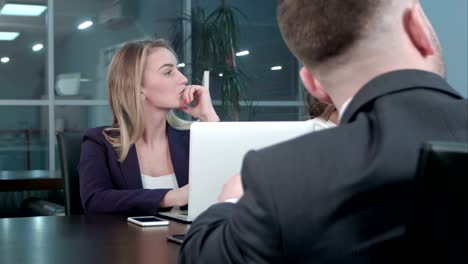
[
  {"xmin": 0, "ymin": 0, "xmax": 48, "ymax": 174},
  {"xmin": 0, "ymin": 0, "xmax": 49, "ymax": 216},
  {"xmin": 0, "ymin": 0, "xmax": 304, "ymax": 175}
]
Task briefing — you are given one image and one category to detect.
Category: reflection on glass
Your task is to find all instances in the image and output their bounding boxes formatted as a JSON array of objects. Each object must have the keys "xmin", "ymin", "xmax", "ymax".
[
  {"xmin": 54, "ymin": 0, "xmax": 183, "ymax": 100},
  {"xmin": 0, "ymin": 107, "xmax": 48, "ymax": 171},
  {"xmin": 193, "ymin": 0, "xmax": 298, "ymax": 102},
  {"xmin": 54, "ymin": 106, "xmax": 111, "ymax": 171},
  {"xmin": 55, "ymin": 73, "xmax": 82, "ymax": 96},
  {"xmin": 54, "ymin": 106, "xmax": 112, "ymax": 133},
  {"xmin": 0, "ymin": 2, "xmax": 47, "ymax": 99}
]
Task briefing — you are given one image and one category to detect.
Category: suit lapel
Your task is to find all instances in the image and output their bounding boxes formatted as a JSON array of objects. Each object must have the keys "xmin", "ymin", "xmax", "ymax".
[
  {"xmin": 119, "ymin": 145, "xmax": 143, "ymax": 189},
  {"xmin": 167, "ymin": 125, "xmax": 189, "ymax": 187}
]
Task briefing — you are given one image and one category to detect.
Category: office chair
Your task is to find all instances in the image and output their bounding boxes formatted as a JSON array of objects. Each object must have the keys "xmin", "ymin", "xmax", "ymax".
[
  {"xmin": 406, "ymin": 141, "xmax": 468, "ymax": 262},
  {"xmin": 56, "ymin": 132, "xmax": 84, "ymax": 215},
  {"xmin": 21, "ymin": 197, "xmax": 65, "ymax": 216}
]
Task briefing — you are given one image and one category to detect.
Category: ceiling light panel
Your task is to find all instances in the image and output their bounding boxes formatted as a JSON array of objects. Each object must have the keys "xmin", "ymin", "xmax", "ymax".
[
  {"xmin": 0, "ymin": 32, "xmax": 20, "ymax": 41},
  {"xmin": 0, "ymin": 3, "xmax": 47, "ymax": 16}
]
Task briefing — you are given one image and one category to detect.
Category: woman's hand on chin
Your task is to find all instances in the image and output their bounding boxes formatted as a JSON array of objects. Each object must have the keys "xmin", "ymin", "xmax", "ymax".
[{"xmin": 179, "ymin": 85, "xmax": 220, "ymax": 122}]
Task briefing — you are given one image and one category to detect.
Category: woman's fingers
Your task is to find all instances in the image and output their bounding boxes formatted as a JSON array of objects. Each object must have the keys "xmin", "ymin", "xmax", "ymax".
[
  {"xmin": 179, "ymin": 85, "xmax": 218, "ymax": 121},
  {"xmin": 184, "ymin": 85, "xmax": 204, "ymax": 105},
  {"xmin": 183, "ymin": 85, "xmax": 189, "ymax": 105},
  {"xmin": 189, "ymin": 86, "xmax": 195, "ymax": 103}
]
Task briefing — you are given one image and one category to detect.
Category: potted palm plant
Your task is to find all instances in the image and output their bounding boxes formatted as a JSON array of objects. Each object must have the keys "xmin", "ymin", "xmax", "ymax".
[{"xmin": 179, "ymin": 0, "xmax": 248, "ymax": 121}]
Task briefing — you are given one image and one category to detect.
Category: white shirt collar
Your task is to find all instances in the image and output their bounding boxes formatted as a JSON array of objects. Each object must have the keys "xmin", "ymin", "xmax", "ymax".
[{"xmin": 339, "ymin": 98, "xmax": 353, "ymax": 119}]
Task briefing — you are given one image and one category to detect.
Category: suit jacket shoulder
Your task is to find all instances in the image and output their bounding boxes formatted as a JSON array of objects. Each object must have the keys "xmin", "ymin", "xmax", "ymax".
[{"xmin": 244, "ymin": 70, "xmax": 468, "ymax": 261}]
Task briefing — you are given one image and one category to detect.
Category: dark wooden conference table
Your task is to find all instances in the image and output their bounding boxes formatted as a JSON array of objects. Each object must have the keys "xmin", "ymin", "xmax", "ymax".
[{"xmin": 0, "ymin": 215, "xmax": 189, "ymax": 264}]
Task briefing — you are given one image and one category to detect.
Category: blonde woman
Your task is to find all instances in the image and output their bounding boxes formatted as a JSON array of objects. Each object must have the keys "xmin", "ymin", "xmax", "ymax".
[{"xmin": 79, "ymin": 39, "xmax": 219, "ymax": 215}]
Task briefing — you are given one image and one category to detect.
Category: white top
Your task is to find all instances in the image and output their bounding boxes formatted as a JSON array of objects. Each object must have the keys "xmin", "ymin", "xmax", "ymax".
[
  {"xmin": 141, "ymin": 173, "xmax": 178, "ymax": 190},
  {"xmin": 309, "ymin": 117, "xmax": 336, "ymax": 130}
]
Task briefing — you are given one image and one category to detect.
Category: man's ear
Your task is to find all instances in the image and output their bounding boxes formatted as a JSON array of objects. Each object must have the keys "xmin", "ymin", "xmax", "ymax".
[
  {"xmin": 300, "ymin": 67, "xmax": 332, "ymax": 104},
  {"xmin": 403, "ymin": 4, "xmax": 435, "ymax": 58}
]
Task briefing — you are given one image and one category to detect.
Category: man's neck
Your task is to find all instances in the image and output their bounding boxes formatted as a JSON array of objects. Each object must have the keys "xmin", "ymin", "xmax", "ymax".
[{"xmin": 318, "ymin": 57, "xmax": 434, "ymax": 114}]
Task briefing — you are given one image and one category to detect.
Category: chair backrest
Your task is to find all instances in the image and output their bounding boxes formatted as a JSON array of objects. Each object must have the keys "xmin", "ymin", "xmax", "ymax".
[
  {"xmin": 407, "ymin": 141, "xmax": 468, "ymax": 262},
  {"xmin": 56, "ymin": 132, "xmax": 83, "ymax": 215}
]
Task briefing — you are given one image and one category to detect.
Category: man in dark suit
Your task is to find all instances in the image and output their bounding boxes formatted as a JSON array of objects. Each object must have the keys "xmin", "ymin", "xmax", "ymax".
[{"xmin": 179, "ymin": 0, "xmax": 468, "ymax": 263}]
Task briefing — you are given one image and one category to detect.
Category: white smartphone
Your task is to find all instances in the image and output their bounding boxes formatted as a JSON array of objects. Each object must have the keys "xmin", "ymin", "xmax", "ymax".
[{"xmin": 127, "ymin": 216, "xmax": 169, "ymax": 227}]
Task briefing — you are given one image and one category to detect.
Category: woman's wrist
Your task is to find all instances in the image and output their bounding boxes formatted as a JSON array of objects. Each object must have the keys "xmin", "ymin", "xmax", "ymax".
[
  {"xmin": 160, "ymin": 189, "xmax": 185, "ymax": 207},
  {"xmin": 199, "ymin": 110, "xmax": 220, "ymax": 122},
  {"xmin": 160, "ymin": 189, "xmax": 176, "ymax": 208}
]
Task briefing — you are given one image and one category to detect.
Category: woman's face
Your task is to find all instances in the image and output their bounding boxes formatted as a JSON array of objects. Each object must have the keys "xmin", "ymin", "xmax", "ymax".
[{"xmin": 141, "ymin": 47, "xmax": 188, "ymax": 110}]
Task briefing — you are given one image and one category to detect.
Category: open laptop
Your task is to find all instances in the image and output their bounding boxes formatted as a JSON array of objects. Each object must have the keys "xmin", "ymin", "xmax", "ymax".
[{"xmin": 158, "ymin": 120, "xmax": 322, "ymax": 223}]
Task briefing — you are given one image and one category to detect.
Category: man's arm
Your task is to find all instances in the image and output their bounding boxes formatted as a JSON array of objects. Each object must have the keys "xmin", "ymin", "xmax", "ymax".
[{"xmin": 179, "ymin": 151, "xmax": 283, "ymax": 263}]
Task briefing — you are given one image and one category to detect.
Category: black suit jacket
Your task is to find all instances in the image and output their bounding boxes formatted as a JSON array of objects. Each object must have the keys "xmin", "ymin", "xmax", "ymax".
[{"xmin": 179, "ymin": 70, "xmax": 468, "ymax": 263}]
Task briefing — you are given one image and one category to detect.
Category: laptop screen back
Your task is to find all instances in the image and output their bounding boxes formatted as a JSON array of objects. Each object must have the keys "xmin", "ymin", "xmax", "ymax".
[{"xmin": 188, "ymin": 121, "xmax": 321, "ymax": 220}]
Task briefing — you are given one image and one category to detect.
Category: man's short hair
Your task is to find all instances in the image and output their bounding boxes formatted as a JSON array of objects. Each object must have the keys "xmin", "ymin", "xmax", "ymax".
[{"xmin": 277, "ymin": 0, "xmax": 381, "ymax": 67}]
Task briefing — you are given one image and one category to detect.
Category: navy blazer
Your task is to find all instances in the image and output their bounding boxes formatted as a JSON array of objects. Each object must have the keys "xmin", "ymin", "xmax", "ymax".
[{"xmin": 79, "ymin": 124, "xmax": 189, "ymax": 216}]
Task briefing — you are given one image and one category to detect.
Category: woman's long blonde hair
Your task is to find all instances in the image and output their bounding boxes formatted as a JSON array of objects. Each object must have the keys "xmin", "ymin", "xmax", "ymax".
[{"xmin": 104, "ymin": 39, "xmax": 191, "ymax": 162}]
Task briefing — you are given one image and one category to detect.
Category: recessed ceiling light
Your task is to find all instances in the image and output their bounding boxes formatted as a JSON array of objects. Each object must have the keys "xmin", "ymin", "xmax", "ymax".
[
  {"xmin": 32, "ymin": 43, "xmax": 44, "ymax": 52},
  {"xmin": 219, "ymin": 73, "xmax": 223, "ymax": 77},
  {"xmin": 177, "ymin": 63, "xmax": 186, "ymax": 68},
  {"xmin": 0, "ymin": 31, "xmax": 20, "ymax": 41},
  {"xmin": 1, "ymin": 57, "xmax": 10, "ymax": 63},
  {"xmin": 271, "ymin": 66, "xmax": 282, "ymax": 71},
  {"xmin": 0, "ymin": 3, "xmax": 47, "ymax": 16},
  {"xmin": 235, "ymin": 50, "xmax": 250, "ymax": 57},
  {"xmin": 77, "ymin": 20, "xmax": 93, "ymax": 30}
]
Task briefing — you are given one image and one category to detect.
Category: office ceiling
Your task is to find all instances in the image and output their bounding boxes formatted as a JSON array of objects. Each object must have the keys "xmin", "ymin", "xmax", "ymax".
[{"xmin": 0, "ymin": 0, "xmax": 113, "ymax": 65}]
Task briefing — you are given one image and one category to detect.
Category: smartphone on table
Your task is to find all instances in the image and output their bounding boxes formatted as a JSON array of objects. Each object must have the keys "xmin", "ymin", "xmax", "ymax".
[
  {"xmin": 167, "ymin": 234, "xmax": 185, "ymax": 245},
  {"xmin": 127, "ymin": 216, "xmax": 169, "ymax": 227}
]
